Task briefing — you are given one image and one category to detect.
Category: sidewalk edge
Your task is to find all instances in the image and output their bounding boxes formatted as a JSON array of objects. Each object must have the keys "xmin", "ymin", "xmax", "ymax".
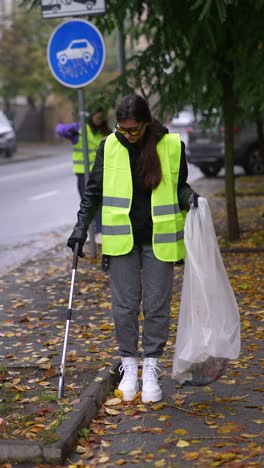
[{"xmin": 0, "ymin": 361, "xmax": 120, "ymax": 464}]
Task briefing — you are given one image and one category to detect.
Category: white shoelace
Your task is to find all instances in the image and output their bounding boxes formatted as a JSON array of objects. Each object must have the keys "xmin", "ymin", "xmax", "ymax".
[
  {"xmin": 119, "ymin": 363, "xmax": 137, "ymax": 381},
  {"xmin": 143, "ymin": 363, "xmax": 161, "ymax": 382}
]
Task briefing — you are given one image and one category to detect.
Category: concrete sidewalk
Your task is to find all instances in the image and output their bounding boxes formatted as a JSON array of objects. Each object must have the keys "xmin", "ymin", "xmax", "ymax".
[
  {"xmin": 0, "ymin": 243, "xmax": 121, "ymax": 465},
  {"xmin": 0, "ymin": 141, "xmax": 69, "ymax": 165},
  {"xmin": 0, "ymin": 175, "xmax": 263, "ymax": 466}
]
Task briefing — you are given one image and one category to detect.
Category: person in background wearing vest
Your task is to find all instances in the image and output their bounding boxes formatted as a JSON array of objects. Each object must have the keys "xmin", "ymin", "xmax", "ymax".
[
  {"xmin": 67, "ymin": 95, "xmax": 200, "ymax": 403},
  {"xmin": 56, "ymin": 107, "xmax": 111, "ymax": 240}
]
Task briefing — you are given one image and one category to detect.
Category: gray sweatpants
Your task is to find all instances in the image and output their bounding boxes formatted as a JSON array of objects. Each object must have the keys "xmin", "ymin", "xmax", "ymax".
[{"xmin": 110, "ymin": 244, "xmax": 174, "ymax": 358}]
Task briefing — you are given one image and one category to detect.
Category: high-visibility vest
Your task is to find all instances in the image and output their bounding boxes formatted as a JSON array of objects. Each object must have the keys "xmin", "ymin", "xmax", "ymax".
[
  {"xmin": 102, "ymin": 133, "xmax": 186, "ymax": 262},
  {"xmin": 72, "ymin": 124, "xmax": 103, "ymax": 174}
]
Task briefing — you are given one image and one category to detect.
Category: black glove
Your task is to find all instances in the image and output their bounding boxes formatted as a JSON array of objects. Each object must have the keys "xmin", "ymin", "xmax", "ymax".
[
  {"xmin": 189, "ymin": 193, "xmax": 200, "ymax": 209},
  {"xmin": 102, "ymin": 254, "xmax": 110, "ymax": 272},
  {"xmin": 67, "ymin": 129, "xmax": 79, "ymax": 138},
  {"xmin": 67, "ymin": 237, "xmax": 85, "ymax": 257}
]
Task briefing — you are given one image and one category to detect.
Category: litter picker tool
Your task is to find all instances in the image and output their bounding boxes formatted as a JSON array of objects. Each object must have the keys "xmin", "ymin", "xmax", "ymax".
[{"xmin": 58, "ymin": 242, "xmax": 79, "ymax": 400}]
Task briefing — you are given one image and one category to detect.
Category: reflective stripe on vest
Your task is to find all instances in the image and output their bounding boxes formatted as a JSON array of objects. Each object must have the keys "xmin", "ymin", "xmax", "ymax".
[
  {"xmin": 154, "ymin": 231, "xmax": 184, "ymax": 243},
  {"xmin": 102, "ymin": 133, "xmax": 186, "ymax": 261},
  {"xmin": 72, "ymin": 124, "xmax": 103, "ymax": 174},
  {"xmin": 102, "ymin": 225, "xmax": 131, "ymax": 235},
  {"xmin": 153, "ymin": 204, "xmax": 181, "ymax": 215},
  {"xmin": 103, "ymin": 196, "xmax": 130, "ymax": 208}
]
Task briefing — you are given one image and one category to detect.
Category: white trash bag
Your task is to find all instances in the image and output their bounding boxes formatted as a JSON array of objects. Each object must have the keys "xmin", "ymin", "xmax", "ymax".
[{"xmin": 172, "ymin": 197, "xmax": 240, "ymax": 386}]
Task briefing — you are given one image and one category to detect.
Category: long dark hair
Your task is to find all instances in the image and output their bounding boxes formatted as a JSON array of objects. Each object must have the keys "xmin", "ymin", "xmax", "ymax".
[
  {"xmin": 116, "ymin": 95, "xmax": 162, "ymax": 190},
  {"xmin": 88, "ymin": 106, "xmax": 111, "ymax": 136}
]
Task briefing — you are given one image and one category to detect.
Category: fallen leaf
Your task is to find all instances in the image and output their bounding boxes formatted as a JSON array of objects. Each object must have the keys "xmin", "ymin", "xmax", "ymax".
[
  {"xmin": 98, "ymin": 456, "xmax": 110, "ymax": 463},
  {"xmin": 75, "ymin": 444, "xmax": 87, "ymax": 454},
  {"xmin": 0, "ymin": 418, "xmax": 7, "ymax": 432},
  {"xmin": 114, "ymin": 389, "xmax": 124, "ymax": 399},
  {"xmin": 105, "ymin": 407, "xmax": 120, "ymax": 415},
  {"xmin": 174, "ymin": 428, "xmax": 188, "ymax": 435},
  {"xmin": 128, "ymin": 449, "xmax": 143, "ymax": 456},
  {"xmin": 158, "ymin": 415, "xmax": 171, "ymax": 421},
  {"xmin": 104, "ymin": 397, "xmax": 122, "ymax": 406},
  {"xmin": 241, "ymin": 433, "xmax": 260, "ymax": 438},
  {"xmin": 70, "ymin": 398, "xmax": 81, "ymax": 406},
  {"xmin": 217, "ymin": 422, "xmax": 243, "ymax": 434},
  {"xmin": 151, "ymin": 402, "xmax": 166, "ymax": 410},
  {"xmin": 176, "ymin": 440, "xmax": 190, "ymax": 448},
  {"xmin": 182, "ymin": 451, "xmax": 199, "ymax": 460},
  {"xmin": 30, "ymin": 424, "xmax": 46, "ymax": 433}
]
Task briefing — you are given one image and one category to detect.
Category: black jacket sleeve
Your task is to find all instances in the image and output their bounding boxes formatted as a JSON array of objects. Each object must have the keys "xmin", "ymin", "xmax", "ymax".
[
  {"xmin": 68, "ymin": 139, "xmax": 105, "ymax": 243},
  {"xmin": 178, "ymin": 142, "xmax": 199, "ymax": 211}
]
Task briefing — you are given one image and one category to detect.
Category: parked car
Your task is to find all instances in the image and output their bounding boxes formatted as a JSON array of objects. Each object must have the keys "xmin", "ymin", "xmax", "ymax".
[
  {"xmin": 170, "ymin": 107, "xmax": 201, "ymax": 151},
  {"xmin": 187, "ymin": 119, "xmax": 264, "ymax": 176},
  {"xmin": 0, "ymin": 111, "xmax": 16, "ymax": 158}
]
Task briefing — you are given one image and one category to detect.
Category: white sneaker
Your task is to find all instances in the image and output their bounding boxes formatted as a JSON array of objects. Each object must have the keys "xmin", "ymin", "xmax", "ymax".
[
  {"xmin": 142, "ymin": 357, "xmax": 162, "ymax": 403},
  {"xmin": 95, "ymin": 233, "xmax": 102, "ymax": 244},
  {"xmin": 118, "ymin": 357, "xmax": 139, "ymax": 401}
]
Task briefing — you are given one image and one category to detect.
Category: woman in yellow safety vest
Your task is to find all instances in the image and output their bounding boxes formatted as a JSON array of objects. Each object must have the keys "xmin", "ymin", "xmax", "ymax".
[
  {"xmin": 56, "ymin": 107, "xmax": 111, "ymax": 234},
  {"xmin": 72, "ymin": 107, "xmax": 111, "ymax": 200},
  {"xmin": 67, "ymin": 95, "xmax": 200, "ymax": 403}
]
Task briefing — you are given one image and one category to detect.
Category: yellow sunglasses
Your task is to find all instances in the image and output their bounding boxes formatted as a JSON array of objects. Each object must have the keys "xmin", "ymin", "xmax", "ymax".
[{"xmin": 115, "ymin": 122, "xmax": 146, "ymax": 136}]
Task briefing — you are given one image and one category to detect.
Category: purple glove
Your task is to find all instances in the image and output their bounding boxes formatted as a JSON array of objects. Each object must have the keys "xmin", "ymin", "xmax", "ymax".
[{"xmin": 55, "ymin": 123, "xmax": 80, "ymax": 144}]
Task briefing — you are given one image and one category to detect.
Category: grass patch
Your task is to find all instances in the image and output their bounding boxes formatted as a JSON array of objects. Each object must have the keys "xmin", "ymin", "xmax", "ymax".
[
  {"xmin": 0, "ymin": 400, "xmax": 14, "ymax": 418},
  {"xmin": 0, "ymin": 365, "xmax": 99, "ymax": 443},
  {"xmin": 36, "ymin": 390, "xmax": 58, "ymax": 403},
  {"xmin": 215, "ymin": 191, "xmax": 264, "ymax": 197},
  {"xmin": 218, "ymin": 230, "xmax": 264, "ymax": 249}
]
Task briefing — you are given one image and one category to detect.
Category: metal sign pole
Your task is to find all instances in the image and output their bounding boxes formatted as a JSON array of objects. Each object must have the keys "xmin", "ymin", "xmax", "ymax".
[
  {"xmin": 47, "ymin": 19, "xmax": 105, "ymax": 260},
  {"xmin": 78, "ymin": 88, "xmax": 96, "ymax": 258}
]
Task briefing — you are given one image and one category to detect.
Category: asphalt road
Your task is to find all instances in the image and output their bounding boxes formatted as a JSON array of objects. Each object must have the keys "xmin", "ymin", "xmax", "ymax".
[
  {"xmin": 0, "ymin": 150, "xmax": 80, "ymax": 275},
  {"xmin": 0, "ymin": 147, "xmax": 202, "ymax": 276}
]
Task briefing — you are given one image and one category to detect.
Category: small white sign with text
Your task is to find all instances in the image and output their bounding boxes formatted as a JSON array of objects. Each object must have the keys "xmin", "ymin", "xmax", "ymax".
[{"xmin": 41, "ymin": 0, "xmax": 106, "ymax": 19}]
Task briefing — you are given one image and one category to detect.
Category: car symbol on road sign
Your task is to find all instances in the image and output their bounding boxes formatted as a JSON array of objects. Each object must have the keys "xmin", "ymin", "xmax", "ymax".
[
  {"xmin": 47, "ymin": 19, "xmax": 105, "ymax": 88},
  {"xmin": 42, "ymin": 3, "xmax": 61, "ymax": 14},
  {"xmin": 57, "ymin": 39, "xmax": 94, "ymax": 65},
  {"xmin": 73, "ymin": 0, "xmax": 97, "ymax": 9}
]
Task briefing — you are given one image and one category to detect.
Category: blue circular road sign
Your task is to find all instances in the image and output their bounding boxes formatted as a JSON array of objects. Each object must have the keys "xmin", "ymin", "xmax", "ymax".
[{"xmin": 47, "ymin": 19, "xmax": 105, "ymax": 88}]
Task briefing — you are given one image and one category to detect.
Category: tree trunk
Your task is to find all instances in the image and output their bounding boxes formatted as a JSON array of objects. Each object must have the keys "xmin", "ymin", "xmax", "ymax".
[
  {"xmin": 255, "ymin": 107, "xmax": 264, "ymax": 162},
  {"xmin": 4, "ymin": 97, "xmax": 12, "ymax": 121},
  {"xmin": 116, "ymin": 14, "xmax": 126, "ymax": 96},
  {"xmin": 220, "ymin": 68, "xmax": 240, "ymax": 241},
  {"xmin": 116, "ymin": 11, "xmax": 126, "ymax": 96},
  {"xmin": 39, "ymin": 95, "xmax": 46, "ymax": 142}
]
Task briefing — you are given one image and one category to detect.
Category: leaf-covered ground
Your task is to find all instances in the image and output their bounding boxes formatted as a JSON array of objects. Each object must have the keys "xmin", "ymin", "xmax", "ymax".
[
  {"xmin": 62, "ymin": 251, "xmax": 263, "ymax": 468},
  {"xmin": 0, "ymin": 175, "xmax": 263, "ymax": 467},
  {"xmin": 193, "ymin": 175, "xmax": 264, "ymax": 249},
  {"xmin": 0, "ymin": 252, "xmax": 117, "ymax": 443}
]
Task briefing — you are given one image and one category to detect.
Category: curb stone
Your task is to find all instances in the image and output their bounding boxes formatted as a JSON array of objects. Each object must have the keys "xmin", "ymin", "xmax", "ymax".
[
  {"xmin": 220, "ymin": 247, "xmax": 264, "ymax": 252},
  {"xmin": 0, "ymin": 361, "xmax": 121, "ymax": 465},
  {"xmin": 0, "ymin": 142, "xmax": 68, "ymax": 166},
  {"xmin": 0, "ymin": 152, "xmax": 62, "ymax": 166}
]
